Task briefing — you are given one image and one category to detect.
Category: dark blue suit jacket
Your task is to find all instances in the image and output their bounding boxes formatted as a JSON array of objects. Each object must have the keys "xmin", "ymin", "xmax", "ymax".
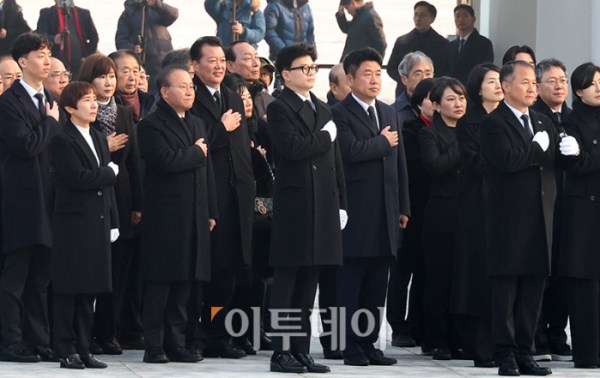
[{"xmin": 333, "ymin": 94, "xmax": 410, "ymax": 258}]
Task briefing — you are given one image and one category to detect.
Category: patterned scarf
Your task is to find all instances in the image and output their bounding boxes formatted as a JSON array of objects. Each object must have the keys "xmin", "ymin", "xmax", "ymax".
[{"xmin": 96, "ymin": 97, "xmax": 118, "ymax": 136}]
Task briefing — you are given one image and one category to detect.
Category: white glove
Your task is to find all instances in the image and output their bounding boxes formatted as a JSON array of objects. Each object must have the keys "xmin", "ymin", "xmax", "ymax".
[
  {"xmin": 532, "ymin": 131, "xmax": 549, "ymax": 152},
  {"xmin": 339, "ymin": 209, "xmax": 348, "ymax": 230},
  {"xmin": 110, "ymin": 228, "xmax": 120, "ymax": 243},
  {"xmin": 108, "ymin": 161, "xmax": 119, "ymax": 177},
  {"xmin": 559, "ymin": 135, "xmax": 580, "ymax": 156},
  {"xmin": 321, "ymin": 120, "xmax": 337, "ymax": 142}
]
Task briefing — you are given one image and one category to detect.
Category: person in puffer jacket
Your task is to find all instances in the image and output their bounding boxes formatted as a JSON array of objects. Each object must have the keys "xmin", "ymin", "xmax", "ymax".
[
  {"xmin": 205, "ymin": 0, "xmax": 266, "ymax": 49},
  {"xmin": 264, "ymin": 0, "xmax": 315, "ymax": 62}
]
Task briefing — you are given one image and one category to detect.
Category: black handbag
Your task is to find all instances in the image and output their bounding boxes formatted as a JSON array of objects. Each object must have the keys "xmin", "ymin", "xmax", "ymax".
[{"xmin": 254, "ymin": 149, "xmax": 274, "ymax": 226}]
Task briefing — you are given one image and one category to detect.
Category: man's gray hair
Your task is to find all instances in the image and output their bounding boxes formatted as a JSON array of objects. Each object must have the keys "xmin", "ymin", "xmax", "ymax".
[
  {"xmin": 535, "ymin": 58, "xmax": 567, "ymax": 82},
  {"xmin": 398, "ymin": 51, "xmax": 434, "ymax": 77},
  {"xmin": 500, "ymin": 60, "xmax": 536, "ymax": 84}
]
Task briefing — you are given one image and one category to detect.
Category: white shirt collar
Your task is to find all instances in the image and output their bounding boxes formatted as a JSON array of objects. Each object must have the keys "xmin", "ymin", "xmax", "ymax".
[
  {"xmin": 504, "ymin": 100, "xmax": 530, "ymax": 119},
  {"xmin": 351, "ymin": 93, "xmax": 376, "ymax": 112},
  {"xmin": 20, "ymin": 79, "xmax": 45, "ymax": 107},
  {"xmin": 206, "ymin": 85, "xmax": 219, "ymax": 97},
  {"xmin": 295, "ymin": 91, "xmax": 310, "ymax": 103},
  {"xmin": 459, "ymin": 29, "xmax": 474, "ymax": 42},
  {"xmin": 72, "ymin": 122, "xmax": 100, "ymax": 166}
]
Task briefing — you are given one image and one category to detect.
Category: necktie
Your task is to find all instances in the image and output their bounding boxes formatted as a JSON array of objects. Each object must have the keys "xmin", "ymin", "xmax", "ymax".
[
  {"xmin": 214, "ymin": 91, "xmax": 222, "ymax": 113},
  {"xmin": 521, "ymin": 114, "xmax": 532, "ymax": 138},
  {"xmin": 555, "ymin": 111, "xmax": 561, "ymax": 123},
  {"xmin": 34, "ymin": 93, "xmax": 46, "ymax": 119},
  {"xmin": 368, "ymin": 106, "xmax": 378, "ymax": 131},
  {"xmin": 305, "ymin": 99, "xmax": 315, "ymax": 113},
  {"xmin": 458, "ymin": 38, "xmax": 465, "ymax": 53}
]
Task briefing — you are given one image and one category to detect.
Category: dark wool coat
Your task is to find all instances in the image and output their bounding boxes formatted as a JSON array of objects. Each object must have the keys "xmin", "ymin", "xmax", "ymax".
[
  {"xmin": 137, "ymin": 100, "xmax": 218, "ymax": 282},
  {"xmin": 440, "ymin": 29, "xmax": 493, "ymax": 84},
  {"xmin": 336, "ymin": 2, "xmax": 386, "ymax": 59},
  {"xmin": 50, "ymin": 121, "xmax": 118, "ymax": 294},
  {"xmin": 267, "ymin": 87, "xmax": 347, "ymax": 266}
]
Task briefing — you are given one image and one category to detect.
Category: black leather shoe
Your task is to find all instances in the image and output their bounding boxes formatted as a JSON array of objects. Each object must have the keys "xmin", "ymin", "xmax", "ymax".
[
  {"xmin": 323, "ymin": 348, "xmax": 343, "ymax": 360},
  {"xmin": 391, "ymin": 333, "xmax": 416, "ymax": 348},
  {"xmin": 204, "ymin": 338, "xmax": 246, "ymax": 358},
  {"xmin": 81, "ymin": 354, "xmax": 107, "ymax": 368},
  {"xmin": 475, "ymin": 359, "xmax": 496, "ymax": 368},
  {"xmin": 234, "ymin": 337, "xmax": 257, "ymax": 355},
  {"xmin": 60, "ymin": 353, "xmax": 85, "ymax": 369},
  {"xmin": 432, "ymin": 348, "xmax": 452, "ymax": 360},
  {"xmin": 498, "ymin": 360, "xmax": 520, "ymax": 376},
  {"xmin": 343, "ymin": 352, "xmax": 369, "ymax": 366},
  {"xmin": 270, "ymin": 352, "xmax": 307, "ymax": 373},
  {"xmin": 143, "ymin": 347, "xmax": 169, "ymax": 363},
  {"xmin": 367, "ymin": 349, "xmax": 397, "ymax": 365},
  {"xmin": 34, "ymin": 345, "xmax": 58, "ymax": 362},
  {"xmin": 518, "ymin": 360, "xmax": 552, "ymax": 375},
  {"xmin": 574, "ymin": 363, "xmax": 597, "ymax": 369},
  {"xmin": 165, "ymin": 347, "xmax": 202, "ymax": 363},
  {"xmin": 293, "ymin": 352, "xmax": 330, "ymax": 373},
  {"xmin": 99, "ymin": 338, "xmax": 123, "ymax": 355},
  {"xmin": 0, "ymin": 343, "xmax": 41, "ymax": 362},
  {"xmin": 89, "ymin": 340, "xmax": 104, "ymax": 355}
]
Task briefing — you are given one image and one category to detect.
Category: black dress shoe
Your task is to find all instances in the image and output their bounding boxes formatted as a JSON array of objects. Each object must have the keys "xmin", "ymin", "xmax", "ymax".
[
  {"xmin": 475, "ymin": 359, "xmax": 496, "ymax": 368},
  {"xmin": 574, "ymin": 363, "xmax": 597, "ymax": 369},
  {"xmin": 293, "ymin": 352, "xmax": 330, "ymax": 373},
  {"xmin": 99, "ymin": 338, "xmax": 123, "ymax": 355},
  {"xmin": 367, "ymin": 349, "xmax": 397, "ymax": 365},
  {"xmin": 204, "ymin": 338, "xmax": 246, "ymax": 358},
  {"xmin": 498, "ymin": 360, "xmax": 520, "ymax": 376},
  {"xmin": 270, "ymin": 352, "xmax": 307, "ymax": 373},
  {"xmin": 451, "ymin": 349, "xmax": 470, "ymax": 360},
  {"xmin": 343, "ymin": 352, "xmax": 369, "ymax": 366},
  {"xmin": 81, "ymin": 355, "xmax": 107, "ymax": 368},
  {"xmin": 518, "ymin": 360, "xmax": 552, "ymax": 375},
  {"xmin": 0, "ymin": 342, "xmax": 41, "ymax": 362},
  {"xmin": 323, "ymin": 348, "xmax": 343, "ymax": 360},
  {"xmin": 33, "ymin": 345, "xmax": 58, "ymax": 362},
  {"xmin": 234, "ymin": 337, "xmax": 257, "ymax": 355},
  {"xmin": 165, "ymin": 347, "xmax": 202, "ymax": 363},
  {"xmin": 391, "ymin": 333, "xmax": 416, "ymax": 348},
  {"xmin": 89, "ymin": 340, "xmax": 104, "ymax": 355},
  {"xmin": 432, "ymin": 348, "xmax": 452, "ymax": 360},
  {"xmin": 60, "ymin": 353, "xmax": 85, "ymax": 369},
  {"xmin": 143, "ymin": 347, "xmax": 169, "ymax": 363}
]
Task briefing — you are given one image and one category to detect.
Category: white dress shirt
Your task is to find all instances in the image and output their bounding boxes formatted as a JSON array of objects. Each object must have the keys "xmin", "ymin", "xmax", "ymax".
[
  {"xmin": 352, "ymin": 93, "xmax": 379, "ymax": 130},
  {"xmin": 73, "ymin": 123, "xmax": 100, "ymax": 167},
  {"xmin": 504, "ymin": 100, "xmax": 534, "ymax": 137},
  {"xmin": 20, "ymin": 79, "xmax": 46, "ymax": 109}
]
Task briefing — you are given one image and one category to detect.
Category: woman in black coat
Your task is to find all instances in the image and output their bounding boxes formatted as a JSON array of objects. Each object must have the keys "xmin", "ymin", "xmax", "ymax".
[
  {"xmin": 452, "ymin": 63, "xmax": 503, "ymax": 367},
  {"xmin": 78, "ymin": 54, "xmax": 144, "ymax": 353},
  {"xmin": 0, "ymin": 0, "xmax": 31, "ymax": 56},
  {"xmin": 558, "ymin": 63, "xmax": 600, "ymax": 368},
  {"xmin": 50, "ymin": 82, "xmax": 119, "ymax": 369},
  {"xmin": 418, "ymin": 77, "xmax": 467, "ymax": 360}
]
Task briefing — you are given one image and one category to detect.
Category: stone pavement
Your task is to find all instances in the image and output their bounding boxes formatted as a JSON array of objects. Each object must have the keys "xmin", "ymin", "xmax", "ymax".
[{"xmin": 0, "ymin": 339, "xmax": 593, "ymax": 378}]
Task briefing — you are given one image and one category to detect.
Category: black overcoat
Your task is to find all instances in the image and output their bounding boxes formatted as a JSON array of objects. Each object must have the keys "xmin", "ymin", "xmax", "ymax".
[
  {"xmin": 558, "ymin": 101, "xmax": 600, "ymax": 281},
  {"xmin": 440, "ymin": 29, "xmax": 493, "ymax": 84},
  {"xmin": 336, "ymin": 2, "xmax": 386, "ymax": 59},
  {"xmin": 115, "ymin": 89, "xmax": 156, "ymax": 123},
  {"xmin": 480, "ymin": 101, "xmax": 574, "ymax": 277},
  {"xmin": 332, "ymin": 95, "xmax": 409, "ymax": 258},
  {"xmin": 190, "ymin": 77, "xmax": 255, "ymax": 271},
  {"xmin": 267, "ymin": 87, "xmax": 347, "ymax": 266},
  {"xmin": 0, "ymin": 79, "xmax": 66, "ymax": 253},
  {"xmin": 137, "ymin": 100, "xmax": 218, "ymax": 282},
  {"xmin": 92, "ymin": 104, "xmax": 143, "ymax": 240},
  {"xmin": 50, "ymin": 121, "xmax": 118, "ymax": 294}
]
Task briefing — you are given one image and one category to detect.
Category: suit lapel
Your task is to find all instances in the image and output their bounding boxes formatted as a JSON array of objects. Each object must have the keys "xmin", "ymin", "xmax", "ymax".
[
  {"xmin": 194, "ymin": 77, "xmax": 221, "ymax": 120},
  {"xmin": 435, "ymin": 119, "xmax": 456, "ymax": 148},
  {"xmin": 13, "ymin": 80, "xmax": 43, "ymax": 125},
  {"xmin": 345, "ymin": 95, "xmax": 377, "ymax": 136},
  {"xmin": 90, "ymin": 128, "xmax": 105, "ymax": 166},
  {"xmin": 279, "ymin": 87, "xmax": 314, "ymax": 132},
  {"xmin": 158, "ymin": 105, "xmax": 193, "ymax": 146},
  {"xmin": 65, "ymin": 122, "xmax": 100, "ymax": 168},
  {"xmin": 498, "ymin": 102, "xmax": 532, "ymax": 144},
  {"xmin": 529, "ymin": 110, "xmax": 545, "ymax": 135},
  {"xmin": 313, "ymin": 94, "xmax": 331, "ymax": 131}
]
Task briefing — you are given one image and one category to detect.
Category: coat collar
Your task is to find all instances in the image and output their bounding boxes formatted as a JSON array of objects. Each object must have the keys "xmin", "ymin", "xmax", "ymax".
[
  {"xmin": 193, "ymin": 76, "xmax": 223, "ymax": 120},
  {"xmin": 11, "ymin": 79, "xmax": 55, "ymax": 125},
  {"xmin": 495, "ymin": 101, "xmax": 534, "ymax": 143},
  {"xmin": 343, "ymin": 93, "xmax": 379, "ymax": 136},
  {"xmin": 570, "ymin": 99, "xmax": 600, "ymax": 125},
  {"xmin": 156, "ymin": 99, "xmax": 193, "ymax": 145},
  {"xmin": 64, "ymin": 121, "xmax": 104, "ymax": 168},
  {"xmin": 432, "ymin": 116, "xmax": 456, "ymax": 147},
  {"xmin": 393, "ymin": 91, "xmax": 411, "ymax": 111},
  {"xmin": 464, "ymin": 102, "xmax": 488, "ymax": 124},
  {"xmin": 278, "ymin": 87, "xmax": 319, "ymax": 131}
]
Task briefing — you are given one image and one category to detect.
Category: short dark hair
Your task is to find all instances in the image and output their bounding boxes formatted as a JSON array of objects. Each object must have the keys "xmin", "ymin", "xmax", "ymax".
[
  {"xmin": 414, "ymin": 1, "xmax": 436, "ymax": 18},
  {"xmin": 571, "ymin": 62, "xmax": 600, "ymax": 104},
  {"xmin": 429, "ymin": 76, "xmax": 467, "ymax": 105},
  {"xmin": 454, "ymin": 4, "xmax": 474, "ymax": 17},
  {"xmin": 77, "ymin": 54, "xmax": 118, "ymax": 84},
  {"xmin": 466, "ymin": 63, "xmax": 501, "ymax": 105},
  {"xmin": 162, "ymin": 48, "xmax": 192, "ymax": 68},
  {"xmin": 275, "ymin": 43, "xmax": 317, "ymax": 75},
  {"xmin": 535, "ymin": 58, "xmax": 567, "ymax": 82},
  {"xmin": 411, "ymin": 78, "xmax": 436, "ymax": 111},
  {"xmin": 156, "ymin": 65, "xmax": 189, "ymax": 98},
  {"xmin": 11, "ymin": 33, "xmax": 52, "ymax": 64},
  {"xmin": 342, "ymin": 48, "xmax": 382, "ymax": 78},
  {"xmin": 108, "ymin": 49, "xmax": 141, "ymax": 67},
  {"xmin": 502, "ymin": 45, "xmax": 536, "ymax": 66},
  {"xmin": 500, "ymin": 60, "xmax": 535, "ymax": 84},
  {"xmin": 225, "ymin": 40, "xmax": 250, "ymax": 62},
  {"xmin": 59, "ymin": 81, "xmax": 96, "ymax": 109},
  {"xmin": 190, "ymin": 36, "xmax": 223, "ymax": 62}
]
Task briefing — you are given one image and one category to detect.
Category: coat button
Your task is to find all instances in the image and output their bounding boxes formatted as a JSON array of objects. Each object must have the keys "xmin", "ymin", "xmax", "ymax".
[
  {"xmin": 541, "ymin": 191, "xmax": 545, "ymax": 196},
  {"xmin": 383, "ymin": 157, "xmax": 386, "ymax": 162},
  {"xmin": 331, "ymin": 165, "xmax": 335, "ymax": 170},
  {"xmin": 48, "ymin": 167, "xmax": 53, "ymax": 173},
  {"xmin": 592, "ymin": 196, "xmax": 596, "ymax": 201},
  {"xmin": 100, "ymin": 214, "xmax": 104, "ymax": 219},
  {"xmin": 540, "ymin": 166, "xmax": 544, "ymax": 171},
  {"xmin": 333, "ymin": 189, "xmax": 338, "ymax": 194},
  {"xmin": 97, "ymin": 191, "xmax": 102, "ymax": 196},
  {"xmin": 594, "ymin": 140, "xmax": 598, "ymax": 145},
  {"xmin": 312, "ymin": 165, "xmax": 317, "ymax": 171}
]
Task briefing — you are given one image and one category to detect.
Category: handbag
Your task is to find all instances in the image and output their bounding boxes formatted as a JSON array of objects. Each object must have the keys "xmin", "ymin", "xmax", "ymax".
[{"xmin": 254, "ymin": 148, "xmax": 275, "ymax": 222}]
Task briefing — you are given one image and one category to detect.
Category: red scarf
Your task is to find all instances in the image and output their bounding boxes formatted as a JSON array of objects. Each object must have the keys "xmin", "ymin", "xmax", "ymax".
[
  {"xmin": 420, "ymin": 114, "xmax": 432, "ymax": 126},
  {"xmin": 56, "ymin": 6, "xmax": 85, "ymax": 70}
]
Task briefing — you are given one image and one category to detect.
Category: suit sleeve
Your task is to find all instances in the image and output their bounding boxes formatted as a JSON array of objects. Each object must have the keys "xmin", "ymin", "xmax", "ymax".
[
  {"xmin": 203, "ymin": 122, "xmax": 219, "ymax": 220},
  {"xmin": 241, "ymin": 11, "xmax": 266, "ymax": 45},
  {"xmin": 334, "ymin": 140, "xmax": 347, "ymax": 210},
  {"xmin": 396, "ymin": 115, "xmax": 410, "ymax": 217},
  {"xmin": 82, "ymin": 10, "xmax": 99, "ymax": 57},
  {"xmin": 368, "ymin": 13, "xmax": 387, "ymax": 57},
  {"xmin": 418, "ymin": 127, "xmax": 460, "ymax": 176},
  {"xmin": 123, "ymin": 109, "xmax": 144, "ymax": 212},
  {"xmin": 387, "ymin": 38, "xmax": 405, "ymax": 83},
  {"xmin": 36, "ymin": 9, "xmax": 56, "ymax": 42},
  {"xmin": 264, "ymin": 4, "xmax": 285, "ymax": 53},
  {"xmin": 109, "ymin": 186, "xmax": 120, "ymax": 229},
  {"xmin": 482, "ymin": 37, "xmax": 494, "ymax": 63},
  {"xmin": 336, "ymin": 12, "xmax": 350, "ymax": 34},
  {"xmin": 456, "ymin": 119, "xmax": 488, "ymax": 177}
]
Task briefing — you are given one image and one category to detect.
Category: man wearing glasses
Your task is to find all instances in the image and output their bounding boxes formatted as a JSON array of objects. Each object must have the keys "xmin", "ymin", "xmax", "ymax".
[
  {"xmin": 0, "ymin": 57, "xmax": 23, "ymax": 90},
  {"xmin": 267, "ymin": 42, "xmax": 346, "ymax": 373},
  {"xmin": 43, "ymin": 57, "xmax": 71, "ymax": 98}
]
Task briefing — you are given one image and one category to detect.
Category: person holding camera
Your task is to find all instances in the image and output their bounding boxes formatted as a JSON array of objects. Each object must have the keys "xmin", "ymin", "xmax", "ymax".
[{"xmin": 36, "ymin": 0, "xmax": 99, "ymax": 80}]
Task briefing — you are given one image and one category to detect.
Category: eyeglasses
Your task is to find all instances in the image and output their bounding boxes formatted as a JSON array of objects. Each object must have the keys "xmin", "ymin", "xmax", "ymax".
[
  {"xmin": 140, "ymin": 74, "xmax": 150, "ymax": 81},
  {"xmin": 544, "ymin": 78, "xmax": 568, "ymax": 87},
  {"xmin": 49, "ymin": 71, "xmax": 72, "ymax": 80},
  {"xmin": 288, "ymin": 65, "xmax": 319, "ymax": 75},
  {"xmin": 168, "ymin": 84, "xmax": 197, "ymax": 92}
]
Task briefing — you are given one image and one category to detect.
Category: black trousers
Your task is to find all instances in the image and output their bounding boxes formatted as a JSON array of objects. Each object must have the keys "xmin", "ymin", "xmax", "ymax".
[
  {"xmin": 53, "ymin": 293, "xmax": 95, "ymax": 358},
  {"xmin": 269, "ymin": 265, "xmax": 321, "ymax": 354},
  {"xmin": 142, "ymin": 280, "xmax": 194, "ymax": 350},
  {"xmin": 491, "ymin": 275, "xmax": 546, "ymax": 364},
  {"xmin": 456, "ymin": 314, "xmax": 493, "ymax": 361},
  {"xmin": 336, "ymin": 257, "xmax": 390, "ymax": 356},
  {"xmin": 565, "ymin": 277, "xmax": 600, "ymax": 366},
  {"xmin": 0, "ymin": 244, "xmax": 52, "ymax": 347},
  {"xmin": 318, "ymin": 265, "xmax": 338, "ymax": 352},
  {"xmin": 119, "ymin": 237, "xmax": 143, "ymax": 342},
  {"xmin": 535, "ymin": 275, "xmax": 570, "ymax": 352},
  {"xmin": 199, "ymin": 267, "xmax": 237, "ymax": 345}
]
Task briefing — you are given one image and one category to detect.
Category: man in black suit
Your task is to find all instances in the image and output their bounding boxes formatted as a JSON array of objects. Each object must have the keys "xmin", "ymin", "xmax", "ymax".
[
  {"xmin": 188, "ymin": 36, "xmax": 255, "ymax": 359},
  {"xmin": 441, "ymin": 4, "xmax": 493, "ymax": 84},
  {"xmin": 267, "ymin": 42, "xmax": 346, "ymax": 373},
  {"xmin": 480, "ymin": 60, "xmax": 579, "ymax": 376},
  {"xmin": 387, "ymin": 1, "xmax": 448, "ymax": 97},
  {"xmin": 0, "ymin": 32, "xmax": 66, "ymax": 362},
  {"xmin": 332, "ymin": 47, "xmax": 409, "ymax": 367},
  {"xmin": 36, "ymin": 0, "xmax": 99, "ymax": 79},
  {"xmin": 137, "ymin": 66, "xmax": 217, "ymax": 364},
  {"xmin": 530, "ymin": 58, "xmax": 573, "ymax": 362}
]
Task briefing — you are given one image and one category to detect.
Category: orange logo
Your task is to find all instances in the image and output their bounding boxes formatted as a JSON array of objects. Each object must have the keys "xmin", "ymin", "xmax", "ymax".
[{"xmin": 211, "ymin": 307, "xmax": 224, "ymax": 321}]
